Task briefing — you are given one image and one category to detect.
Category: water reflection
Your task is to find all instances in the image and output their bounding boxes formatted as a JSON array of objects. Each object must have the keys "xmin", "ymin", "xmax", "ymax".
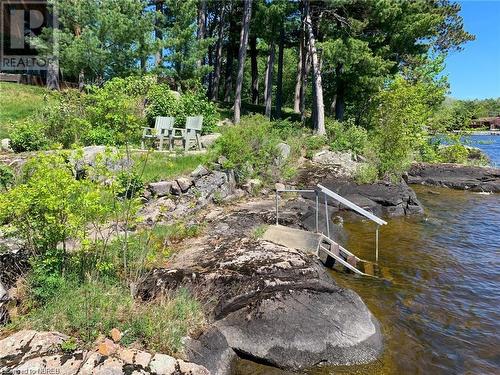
[{"xmin": 235, "ymin": 186, "xmax": 500, "ymax": 374}]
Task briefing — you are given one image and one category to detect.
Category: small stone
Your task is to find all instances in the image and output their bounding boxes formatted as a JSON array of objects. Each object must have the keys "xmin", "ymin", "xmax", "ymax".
[
  {"xmin": 275, "ymin": 142, "xmax": 291, "ymax": 164},
  {"xmin": 200, "ymin": 133, "xmax": 221, "ymax": 148},
  {"xmin": 170, "ymin": 180, "xmax": 182, "ymax": 195},
  {"xmin": 149, "ymin": 353, "xmax": 177, "ymax": 374},
  {"xmin": 118, "ymin": 348, "xmax": 151, "ymax": 367},
  {"xmin": 275, "ymin": 183, "xmax": 286, "ymax": 192},
  {"xmin": 176, "ymin": 177, "xmax": 193, "ymax": 192},
  {"xmin": 177, "ymin": 359, "xmax": 211, "ymax": 375},
  {"xmin": 1, "ymin": 138, "xmax": 12, "ymax": 152},
  {"xmin": 148, "ymin": 181, "xmax": 173, "ymax": 197},
  {"xmin": 110, "ymin": 328, "xmax": 122, "ymax": 343},
  {"xmin": 191, "ymin": 165, "xmax": 209, "ymax": 178},
  {"xmin": 98, "ymin": 338, "xmax": 117, "ymax": 356},
  {"xmin": 217, "ymin": 155, "xmax": 228, "ymax": 166},
  {"xmin": 242, "ymin": 178, "xmax": 262, "ymax": 194}
]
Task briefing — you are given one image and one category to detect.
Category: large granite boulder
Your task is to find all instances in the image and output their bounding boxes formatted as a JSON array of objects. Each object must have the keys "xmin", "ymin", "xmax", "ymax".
[
  {"xmin": 137, "ymin": 207, "xmax": 383, "ymax": 373},
  {"xmin": 407, "ymin": 163, "xmax": 500, "ymax": 193}
]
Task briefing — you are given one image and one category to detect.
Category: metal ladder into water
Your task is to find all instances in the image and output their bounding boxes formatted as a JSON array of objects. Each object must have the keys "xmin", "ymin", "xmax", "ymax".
[{"xmin": 274, "ymin": 184, "xmax": 388, "ymax": 277}]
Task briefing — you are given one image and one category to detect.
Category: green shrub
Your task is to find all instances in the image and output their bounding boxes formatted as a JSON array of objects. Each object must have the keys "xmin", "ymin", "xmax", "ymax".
[
  {"xmin": 146, "ymin": 84, "xmax": 219, "ymax": 134},
  {"xmin": 303, "ymin": 135, "xmax": 328, "ymax": 159},
  {"xmin": 326, "ymin": 119, "xmax": 368, "ymax": 156},
  {"xmin": 212, "ymin": 115, "xmax": 282, "ymax": 181},
  {"xmin": 439, "ymin": 144, "xmax": 469, "ymax": 164},
  {"xmin": 10, "ymin": 120, "xmax": 49, "ymax": 152},
  {"xmin": 0, "ymin": 165, "xmax": 14, "ymax": 190},
  {"xmin": 116, "ymin": 170, "xmax": 144, "ymax": 199},
  {"xmin": 355, "ymin": 164, "xmax": 379, "ymax": 184}
]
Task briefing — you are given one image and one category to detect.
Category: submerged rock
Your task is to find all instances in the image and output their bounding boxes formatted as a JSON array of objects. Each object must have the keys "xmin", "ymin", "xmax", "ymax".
[
  {"xmin": 407, "ymin": 163, "xmax": 500, "ymax": 193},
  {"xmin": 137, "ymin": 206, "xmax": 383, "ymax": 372}
]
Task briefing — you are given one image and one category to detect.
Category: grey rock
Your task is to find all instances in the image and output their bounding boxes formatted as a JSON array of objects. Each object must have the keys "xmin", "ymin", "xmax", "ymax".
[
  {"xmin": 0, "ymin": 239, "xmax": 30, "ymax": 288},
  {"xmin": 242, "ymin": 178, "xmax": 262, "ymax": 194},
  {"xmin": 148, "ymin": 181, "xmax": 173, "ymax": 197},
  {"xmin": 184, "ymin": 326, "xmax": 237, "ymax": 375},
  {"xmin": 312, "ymin": 150, "xmax": 359, "ymax": 178},
  {"xmin": 191, "ymin": 165, "xmax": 210, "ymax": 178},
  {"xmin": 1, "ymin": 139, "xmax": 12, "ymax": 152},
  {"xmin": 176, "ymin": 177, "xmax": 193, "ymax": 192},
  {"xmin": 407, "ymin": 163, "xmax": 500, "ymax": 193},
  {"xmin": 149, "ymin": 353, "xmax": 177, "ymax": 374},
  {"xmin": 137, "ymin": 234, "xmax": 382, "ymax": 371},
  {"xmin": 170, "ymin": 180, "xmax": 182, "ymax": 195},
  {"xmin": 275, "ymin": 142, "xmax": 291, "ymax": 165},
  {"xmin": 200, "ymin": 133, "xmax": 222, "ymax": 149},
  {"xmin": 194, "ymin": 171, "xmax": 229, "ymax": 198},
  {"xmin": 71, "ymin": 146, "xmax": 132, "ymax": 178}
]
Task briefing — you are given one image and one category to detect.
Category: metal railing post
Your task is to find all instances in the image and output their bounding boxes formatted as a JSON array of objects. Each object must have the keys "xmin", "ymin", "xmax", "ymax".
[
  {"xmin": 315, "ymin": 190, "xmax": 319, "ymax": 233},
  {"xmin": 324, "ymin": 192, "xmax": 330, "ymax": 239},
  {"xmin": 375, "ymin": 225, "xmax": 379, "ymax": 262},
  {"xmin": 275, "ymin": 190, "xmax": 279, "ymax": 225}
]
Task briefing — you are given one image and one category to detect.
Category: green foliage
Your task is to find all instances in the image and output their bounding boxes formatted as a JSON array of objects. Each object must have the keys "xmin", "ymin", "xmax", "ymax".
[
  {"xmin": 354, "ymin": 164, "xmax": 379, "ymax": 184},
  {"xmin": 326, "ymin": 119, "xmax": 368, "ymax": 156},
  {"xmin": 132, "ymin": 152, "xmax": 208, "ymax": 183},
  {"xmin": 146, "ymin": 85, "xmax": 219, "ymax": 134},
  {"xmin": 369, "ymin": 72, "xmax": 447, "ymax": 179},
  {"xmin": 303, "ymin": 135, "xmax": 328, "ymax": 159},
  {"xmin": 10, "ymin": 121, "xmax": 49, "ymax": 152},
  {"xmin": 158, "ymin": 0, "xmax": 213, "ymax": 89},
  {"xmin": 36, "ymin": 0, "xmax": 156, "ymax": 82},
  {"xmin": 0, "ymin": 153, "xmax": 111, "ymax": 254},
  {"xmin": 60, "ymin": 338, "xmax": 78, "ymax": 352},
  {"xmin": 212, "ymin": 115, "xmax": 283, "ymax": 182},
  {"xmin": 116, "ymin": 170, "xmax": 144, "ymax": 199},
  {"xmin": 0, "ymin": 165, "xmax": 14, "ymax": 191},
  {"xmin": 0, "ymin": 83, "xmax": 54, "ymax": 138},
  {"xmin": 439, "ymin": 143, "xmax": 469, "ymax": 164}
]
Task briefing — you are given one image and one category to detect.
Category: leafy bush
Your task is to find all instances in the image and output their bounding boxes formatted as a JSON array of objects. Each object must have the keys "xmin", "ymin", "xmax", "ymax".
[
  {"xmin": 10, "ymin": 120, "xmax": 49, "ymax": 152},
  {"xmin": 0, "ymin": 165, "xmax": 14, "ymax": 190},
  {"xmin": 303, "ymin": 135, "xmax": 328, "ymax": 159},
  {"xmin": 355, "ymin": 164, "xmax": 379, "ymax": 184},
  {"xmin": 212, "ymin": 115, "xmax": 282, "ymax": 181},
  {"xmin": 369, "ymin": 75, "xmax": 445, "ymax": 179},
  {"xmin": 438, "ymin": 144, "xmax": 469, "ymax": 164},
  {"xmin": 327, "ymin": 119, "xmax": 369, "ymax": 156},
  {"xmin": 146, "ymin": 84, "xmax": 219, "ymax": 134},
  {"xmin": 0, "ymin": 153, "xmax": 110, "ymax": 254}
]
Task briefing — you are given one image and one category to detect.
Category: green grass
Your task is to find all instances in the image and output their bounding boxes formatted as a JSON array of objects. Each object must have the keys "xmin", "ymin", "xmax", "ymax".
[
  {"xmin": 133, "ymin": 152, "xmax": 209, "ymax": 183},
  {"xmin": 10, "ymin": 279, "xmax": 205, "ymax": 354},
  {"xmin": 0, "ymin": 83, "xmax": 53, "ymax": 138}
]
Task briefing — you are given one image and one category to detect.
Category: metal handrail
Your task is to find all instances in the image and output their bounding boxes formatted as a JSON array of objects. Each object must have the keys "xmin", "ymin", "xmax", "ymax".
[{"xmin": 317, "ymin": 184, "xmax": 387, "ymax": 226}]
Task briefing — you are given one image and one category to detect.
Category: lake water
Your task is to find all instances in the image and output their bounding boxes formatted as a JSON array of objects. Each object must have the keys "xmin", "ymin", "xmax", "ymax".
[
  {"xmin": 464, "ymin": 134, "xmax": 500, "ymax": 167},
  {"xmin": 235, "ymin": 136, "xmax": 500, "ymax": 374}
]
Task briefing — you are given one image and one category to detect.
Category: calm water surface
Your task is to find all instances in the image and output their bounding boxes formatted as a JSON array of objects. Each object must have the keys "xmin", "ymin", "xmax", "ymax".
[{"xmin": 235, "ymin": 137, "xmax": 500, "ymax": 374}]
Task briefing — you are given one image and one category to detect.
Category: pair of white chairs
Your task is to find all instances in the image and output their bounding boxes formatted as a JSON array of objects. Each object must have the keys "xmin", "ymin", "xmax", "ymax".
[{"xmin": 141, "ymin": 116, "xmax": 203, "ymax": 151}]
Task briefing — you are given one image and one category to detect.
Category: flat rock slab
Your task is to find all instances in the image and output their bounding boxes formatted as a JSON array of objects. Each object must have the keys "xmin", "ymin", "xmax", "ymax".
[{"xmin": 407, "ymin": 163, "xmax": 500, "ymax": 193}]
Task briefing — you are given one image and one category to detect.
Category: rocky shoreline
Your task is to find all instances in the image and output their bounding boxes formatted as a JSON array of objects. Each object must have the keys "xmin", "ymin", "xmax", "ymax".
[
  {"xmin": 407, "ymin": 162, "xmax": 500, "ymax": 193},
  {"xmin": 3, "ymin": 150, "xmax": 498, "ymax": 374}
]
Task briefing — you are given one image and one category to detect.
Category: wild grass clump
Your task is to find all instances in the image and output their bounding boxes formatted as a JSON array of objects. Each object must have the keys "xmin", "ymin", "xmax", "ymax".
[
  {"xmin": 14, "ymin": 279, "xmax": 205, "ymax": 354},
  {"xmin": 132, "ymin": 152, "xmax": 208, "ymax": 183}
]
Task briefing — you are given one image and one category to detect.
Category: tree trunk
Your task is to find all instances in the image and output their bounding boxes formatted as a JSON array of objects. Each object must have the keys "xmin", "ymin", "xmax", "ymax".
[
  {"xmin": 275, "ymin": 23, "xmax": 285, "ymax": 118},
  {"xmin": 224, "ymin": 15, "xmax": 237, "ymax": 103},
  {"xmin": 304, "ymin": 0, "xmax": 325, "ymax": 135},
  {"xmin": 46, "ymin": 58, "xmax": 60, "ymax": 90},
  {"xmin": 250, "ymin": 35, "xmax": 259, "ymax": 105},
  {"xmin": 155, "ymin": 2, "xmax": 163, "ymax": 67},
  {"xmin": 264, "ymin": 40, "xmax": 275, "ymax": 119},
  {"xmin": 300, "ymin": 37, "xmax": 311, "ymax": 123},
  {"xmin": 233, "ymin": 0, "xmax": 252, "ymax": 124},
  {"xmin": 210, "ymin": 3, "xmax": 225, "ymax": 101},
  {"xmin": 293, "ymin": 30, "xmax": 304, "ymax": 113},
  {"xmin": 196, "ymin": 0, "xmax": 207, "ymax": 68},
  {"xmin": 335, "ymin": 63, "xmax": 345, "ymax": 121}
]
